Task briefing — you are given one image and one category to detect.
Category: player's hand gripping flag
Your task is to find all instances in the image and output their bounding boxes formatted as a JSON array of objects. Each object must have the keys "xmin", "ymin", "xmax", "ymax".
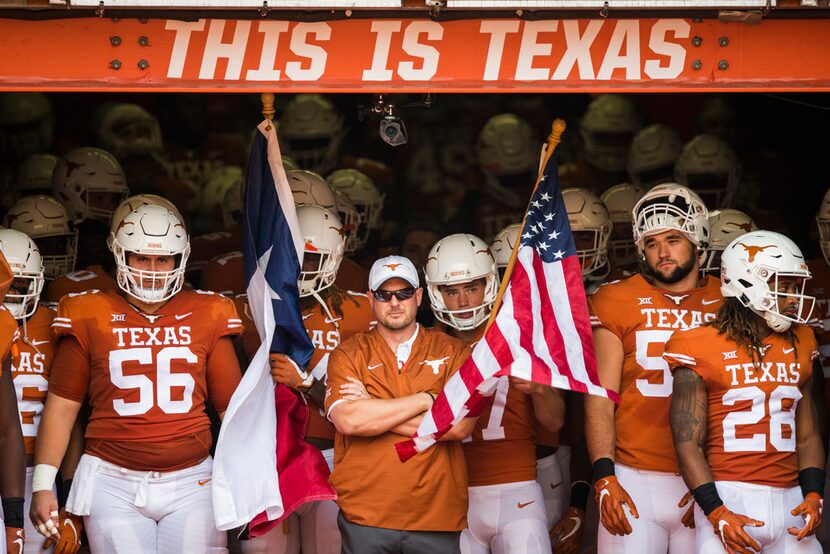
[
  {"xmin": 397, "ymin": 120, "xmax": 619, "ymax": 461},
  {"xmin": 212, "ymin": 117, "xmax": 335, "ymax": 533}
]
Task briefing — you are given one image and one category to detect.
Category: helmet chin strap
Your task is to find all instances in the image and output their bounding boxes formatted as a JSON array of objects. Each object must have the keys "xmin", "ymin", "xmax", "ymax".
[{"xmin": 312, "ymin": 290, "xmax": 339, "ymax": 331}]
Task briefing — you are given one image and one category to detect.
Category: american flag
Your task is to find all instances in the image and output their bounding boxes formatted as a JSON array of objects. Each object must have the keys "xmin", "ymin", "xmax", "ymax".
[{"xmin": 396, "ymin": 137, "xmax": 620, "ymax": 462}]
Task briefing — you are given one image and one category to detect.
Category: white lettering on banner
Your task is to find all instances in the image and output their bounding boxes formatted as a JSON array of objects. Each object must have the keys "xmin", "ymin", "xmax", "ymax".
[
  {"xmin": 515, "ymin": 20, "xmax": 559, "ymax": 81},
  {"xmin": 246, "ymin": 21, "xmax": 290, "ymax": 81},
  {"xmin": 551, "ymin": 21, "xmax": 603, "ymax": 80},
  {"xmin": 166, "ymin": 19, "xmax": 206, "ymax": 79},
  {"xmin": 597, "ymin": 21, "xmax": 640, "ymax": 80},
  {"xmin": 286, "ymin": 22, "xmax": 331, "ymax": 81},
  {"xmin": 199, "ymin": 20, "xmax": 252, "ymax": 80},
  {"xmin": 645, "ymin": 19, "xmax": 690, "ymax": 79},
  {"xmin": 164, "ymin": 18, "xmax": 690, "ymax": 84},
  {"xmin": 480, "ymin": 20, "xmax": 520, "ymax": 81}
]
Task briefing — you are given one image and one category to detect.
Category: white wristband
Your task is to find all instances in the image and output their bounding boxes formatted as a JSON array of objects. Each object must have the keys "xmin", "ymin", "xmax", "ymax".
[{"xmin": 31, "ymin": 464, "xmax": 59, "ymax": 493}]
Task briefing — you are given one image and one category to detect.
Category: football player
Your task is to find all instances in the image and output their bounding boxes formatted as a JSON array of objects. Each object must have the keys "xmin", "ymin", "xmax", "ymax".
[
  {"xmin": 29, "ymin": 205, "xmax": 243, "ymax": 553},
  {"xmin": 666, "ymin": 230, "xmax": 824, "ymax": 553},
  {"xmin": 240, "ymin": 204, "xmax": 374, "ymax": 554},
  {"xmin": 278, "ymin": 94, "xmax": 345, "ymax": 176},
  {"xmin": 600, "ymin": 183, "xmax": 646, "ymax": 274},
  {"xmin": 2, "ymin": 195, "xmax": 78, "ymax": 283},
  {"xmin": 425, "ymin": 233, "xmax": 564, "ymax": 554},
  {"xmin": 562, "ymin": 188, "xmax": 612, "ymax": 294},
  {"xmin": 626, "ymin": 124, "xmax": 683, "ymax": 190},
  {"xmin": 0, "ymin": 249, "xmax": 27, "ymax": 554},
  {"xmin": 15, "ymin": 154, "xmax": 58, "ymax": 199},
  {"xmin": 674, "ymin": 134, "xmax": 741, "ymax": 210},
  {"xmin": 0, "ymin": 229, "xmax": 84, "ymax": 554},
  {"xmin": 585, "ymin": 183, "xmax": 721, "ymax": 552},
  {"xmin": 700, "ymin": 209, "xmax": 758, "ymax": 277},
  {"xmin": 0, "ymin": 93, "xmax": 54, "ymax": 163}
]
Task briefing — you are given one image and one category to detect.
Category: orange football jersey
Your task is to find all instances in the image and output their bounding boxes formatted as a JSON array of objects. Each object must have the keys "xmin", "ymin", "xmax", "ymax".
[
  {"xmin": 189, "ymin": 227, "xmax": 243, "ymax": 274},
  {"xmin": 664, "ymin": 324, "xmax": 817, "ymax": 487},
  {"xmin": 11, "ymin": 306, "xmax": 56, "ymax": 457},
  {"xmin": 589, "ymin": 274, "xmax": 722, "ymax": 473},
  {"xmin": 0, "ymin": 305, "xmax": 19, "ymax": 361},
  {"xmin": 45, "ymin": 265, "xmax": 117, "ymax": 304},
  {"xmin": 334, "ymin": 258, "xmax": 369, "ymax": 294},
  {"xmin": 50, "ymin": 289, "xmax": 242, "ymax": 470},
  {"xmin": 200, "ymin": 251, "xmax": 245, "ymax": 295}
]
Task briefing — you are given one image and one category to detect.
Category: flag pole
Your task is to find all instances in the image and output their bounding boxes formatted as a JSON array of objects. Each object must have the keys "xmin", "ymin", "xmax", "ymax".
[
  {"xmin": 261, "ymin": 92, "xmax": 276, "ymax": 130},
  {"xmin": 483, "ymin": 118, "xmax": 567, "ymax": 332}
]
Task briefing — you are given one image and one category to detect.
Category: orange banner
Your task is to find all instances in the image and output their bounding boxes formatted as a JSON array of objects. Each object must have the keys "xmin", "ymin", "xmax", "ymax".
[{"xmin": 0, "ymin": 16, "xmax": 829, "ymax": 92}]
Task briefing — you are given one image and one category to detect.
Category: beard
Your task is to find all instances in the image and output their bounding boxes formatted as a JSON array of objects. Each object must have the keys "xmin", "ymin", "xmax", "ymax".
[
  {"xmin": 378, "ymin": 311, "xmax": 415, "ymax": 331},
  {"xmin": 645, "ymin": 255, "xmax": 696, "ymax": 285}
]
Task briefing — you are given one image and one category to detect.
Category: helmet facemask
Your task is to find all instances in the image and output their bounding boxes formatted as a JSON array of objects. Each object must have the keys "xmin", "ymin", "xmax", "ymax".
[
  {"xmin": 5, "ymin": 272, "xmax": 44, "ymax": 320},
  {"xmin": 299, "ymin": 248, "xmax": 342, "ymax": 298},
  {"xmin": 113, "ymin": 243, "xmax": 189, "ymax": 304}
]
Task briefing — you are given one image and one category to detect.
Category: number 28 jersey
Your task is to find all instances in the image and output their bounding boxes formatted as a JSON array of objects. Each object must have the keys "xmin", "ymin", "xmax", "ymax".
[
  {"xmin": 664, "ymin": 324, "xmax": 817, "ymax": 487},
  {"xmin": 50, "ymin": 288, "xmax": 242, "ymax": 469},
  {"xmin": 588, "ymin": 274, "xmax": 722, "ymax": 473}
]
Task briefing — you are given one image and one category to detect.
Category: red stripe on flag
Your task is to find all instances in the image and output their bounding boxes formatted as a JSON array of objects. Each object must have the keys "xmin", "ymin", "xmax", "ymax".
[{"xmin": 561, "ymin": 256, "xmax": 600, "ymax": 381}]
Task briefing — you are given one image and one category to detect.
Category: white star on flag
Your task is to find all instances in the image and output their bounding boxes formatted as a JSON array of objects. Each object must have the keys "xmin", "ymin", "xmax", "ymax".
[
  {"xmin": 548, "ymin": 231, "xmax": 560, "ymax": 240},
  {"xmin": 540, "ymin": 192, "xmax": 552, "ymax": 201},
  {"xmin": 553, "ymin": 249, "xmax": 565, "ymax": 259}
]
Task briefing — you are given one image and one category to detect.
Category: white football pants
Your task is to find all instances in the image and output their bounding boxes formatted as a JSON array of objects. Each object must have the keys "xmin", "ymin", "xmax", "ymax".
[
  {"xmin": 694, "ymin": 481, "xmax": 822, "ymax": 553},
  {"xmin": 597, "ymin": 463, "xmax": 694, "ymax": 554},
  {"xmin": 460, "ymin": 480, "xmax": 551, "ymax": 554},
  {"xmin": 536, "ymin": 453, "xmax": 566, "ymax": 530}
]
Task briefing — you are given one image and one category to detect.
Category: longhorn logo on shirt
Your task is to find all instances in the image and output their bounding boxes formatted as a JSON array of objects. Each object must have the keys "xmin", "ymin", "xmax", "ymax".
[
  {"xmin": 420, "ymin": 356, "xmax": 449, "ymax": 374},
  {"xmin": 663, "ymin": 294, "xmax": 690, "ymax": 306},
  {"xmin": 384, "ymin": 263, "xmax": 403, "ymax": 271},
  {"xmin": 737, "ymin": 243, "xmax": 777, "ymax": 262}
]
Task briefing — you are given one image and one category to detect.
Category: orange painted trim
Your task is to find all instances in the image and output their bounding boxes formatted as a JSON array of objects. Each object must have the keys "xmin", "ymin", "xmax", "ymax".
[{"xmin": 0, "ymin": 17, "xmax": 829, "ymax": 92}]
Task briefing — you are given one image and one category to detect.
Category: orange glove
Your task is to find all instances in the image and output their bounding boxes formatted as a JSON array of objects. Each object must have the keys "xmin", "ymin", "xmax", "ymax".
[
  {"xmin": 550, "ymin": 507, "xmax": 585, "ymax": 554},
  {"xmin": 788, "ymin": 492, "xmax": 823, "ymax": 541},
  {"xmin": 269, "ymin": 354, "xmax": 311, "ymax": 389},
  {"xmin": 43, "ymin": 509, "xmax": 83, "ymax": 554},
  {"xmin": 5, "ymin": 528, "xmax": 24, "ymax": 554},
  {"xmin": 594, "ymin": 476, "xmax": 639, "ymax": 536},
  {"xmin": 706, "ymin": 505, "xmax": 764, "ymax": 554},
  {"xmin": 679, "ymin": 490, "xmax": 696, "ymax": 529}
]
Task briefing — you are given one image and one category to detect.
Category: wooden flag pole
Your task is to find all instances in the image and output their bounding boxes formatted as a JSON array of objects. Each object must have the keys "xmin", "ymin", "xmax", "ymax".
[
  {"xmin": 482, "ymin": 118, "xmax": 567, "ymax": 333},
  {"xmin": 261, "ymin": 92, "xmax": 276, "ymax": 130}
]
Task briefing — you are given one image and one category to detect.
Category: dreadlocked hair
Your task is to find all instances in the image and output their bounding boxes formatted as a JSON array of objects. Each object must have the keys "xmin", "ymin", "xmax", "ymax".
[
  {"xmin": 707, "ymin": 297, "xmax": 799, "ymax": 367},
  {"xmin": 319, "ymin": 285, "xmax": 361, "ymax": 319}
]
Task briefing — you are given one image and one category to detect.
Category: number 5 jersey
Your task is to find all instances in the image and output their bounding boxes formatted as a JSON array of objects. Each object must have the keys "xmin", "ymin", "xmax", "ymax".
[{"xmin": 588, "ymin": 274, "xmax": 722, "ymax": 473}]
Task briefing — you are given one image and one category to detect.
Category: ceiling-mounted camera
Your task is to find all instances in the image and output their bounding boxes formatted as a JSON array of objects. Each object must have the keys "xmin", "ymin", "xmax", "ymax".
[{"xmin": 358, "ymin": 94, "xmax": 409, "ymax": 147}]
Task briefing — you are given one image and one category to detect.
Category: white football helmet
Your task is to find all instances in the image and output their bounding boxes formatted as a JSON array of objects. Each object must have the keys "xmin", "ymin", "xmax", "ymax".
[
  {"xmin": 109, "ymin": 194, "xmax": 183, "ymax": 250},
  {"xmin": 721, "ymin": 230, "xmax": 814, "ymax": 333},
  {"xmin": 425, "ymin": 233, "xmax": 499, "ymax": 331},
  {"xmin": 0, "ymin": 229, "xmax": 44, "ymax": 320},
  {"xmin": 633, "ymin": 183, "xmax": 710, "ymax": 257},
  {"xmin": 289, "ymin": 170, "xmax": 337, "ymax": 211},
  {"xmin": 702, "ymin": 209, "xmax": 758, "ymax": 274},
  {"xmin": 815, "ymin": 187, "xmax": 830, "ymax": 265},
  {"xmin": 563, "ymin": 188, "xmax": 612, "ymax": 279},
  {"xmin": 110, "ymin": 205, "xmax": 189, "ymax": 304},
  {"xmin": 0, "ymin": 93, "xmax": 54, "ymax": 161},
  {"xmin": 674, "ymin": 134, "xmax": 741, "ymax": 209},
  {"xmin": 476, "ymin": 114, "xmax": 538, "ymax": 177},
  {"xmin": 580, "ymin": 94, "xmax": 643, "ymax": 173},
  {"xmin": 601, "ymin": 183, "xmax": 646, "ymax": 269},
  {"xmin": 627, "ymin": 124, "xmax": 683, "ymax": 188},
  {"xmin": 279, "ymin": 94, "xmax": 345, "ymax": 175},
  {"xmin": 16, "ymin": 154, "xmax": 59, "ymax": 195},
  {"xmin": 326, "ymin": 169, "xmax": 385, "ymax": 242},
  {"xmin": 95, "ymin": 103, "xmax": 163, "ymax": 159},
  {"xmin": 3, "ymin": 195, "xmax": 77, "ymax": 279},
  {"xmin": 296, "ymin": 204, "xmax": 344, "ymax": 297},
  {"xmin": 333, "ymin": 189, "xmax": 361, "ymax": 253},
  {"xmin": 490, "ymin": 223, "xmax": 522, "ymax": 269},
  {"xmin": 52, "ymin": 147, "xmax": 129, "ymax": 223}
]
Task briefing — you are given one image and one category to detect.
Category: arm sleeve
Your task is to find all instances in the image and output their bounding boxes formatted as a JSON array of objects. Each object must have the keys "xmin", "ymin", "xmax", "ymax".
[
  {"xmin": 49, "ymin": 336, "xmax": 90, "ymax": 403},
  {"xmin": 206, "ymin": 336, "xmax": 242, "ymax": 414},
  {"xmin": 51, "ymin": 296, "xmax": 88, "ymax": 351},
  {"xmin": 324, "ymin": 344, "xmax": 362, "ymax": 419},
  {"xmin": 663, "ymin": 331, "xmax": 698, "ymax": 372},
  {"xmin": 587, "ymin": 287, "xmax": 625, "ymax": 339}
]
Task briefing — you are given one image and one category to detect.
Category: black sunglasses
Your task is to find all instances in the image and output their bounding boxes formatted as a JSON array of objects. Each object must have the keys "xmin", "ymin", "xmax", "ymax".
[{"xmin": 372, "ymin": 287, "xmax": 416, "ymax": 302}]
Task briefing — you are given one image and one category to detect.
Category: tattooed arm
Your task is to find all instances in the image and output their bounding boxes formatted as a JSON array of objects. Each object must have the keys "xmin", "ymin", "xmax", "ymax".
[{"xmin": 670, "ymin": 367, "xmax": 713, "ymax": 489}]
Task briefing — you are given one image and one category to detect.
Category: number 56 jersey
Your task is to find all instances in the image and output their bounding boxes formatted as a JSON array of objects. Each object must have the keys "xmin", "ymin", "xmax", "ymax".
[
  {"xmin": 664, "ymin": 324, "xmax": 817, "ymax": 487},
  {"xmin": 50, "ymin": 288, "xmax": 243, "ymax": 471},
  {"xmin": 588, "ymin": 274, "xmax": 722, "ymax": 473}
]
